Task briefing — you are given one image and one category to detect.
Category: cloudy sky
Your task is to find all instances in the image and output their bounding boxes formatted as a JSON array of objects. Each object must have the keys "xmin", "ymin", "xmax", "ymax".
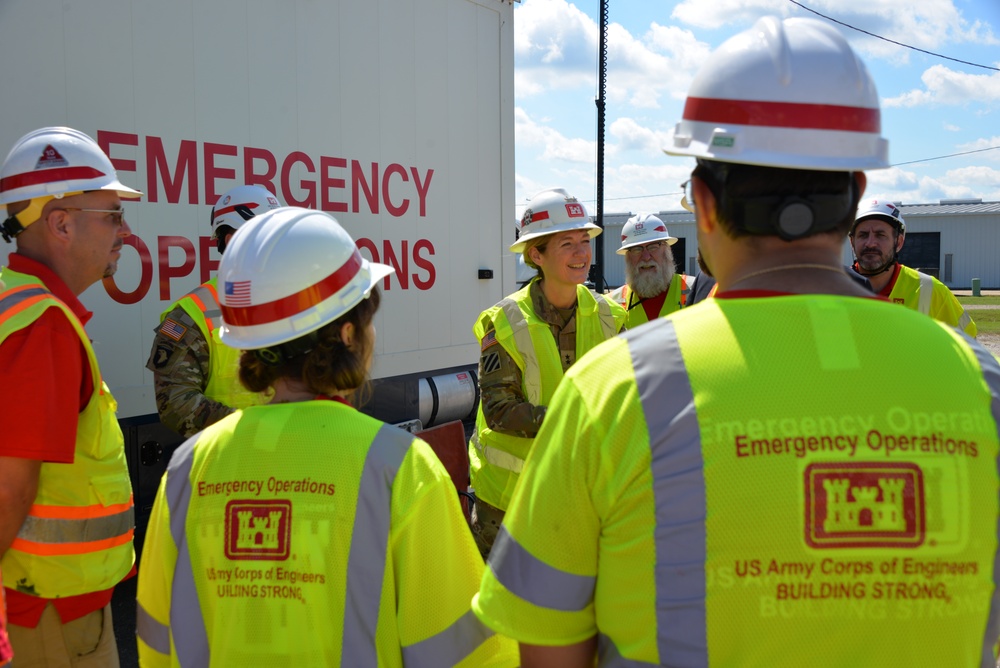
[{"xmin": 511, "ymin": 0, "xmax": 1000, "ymax": 219}]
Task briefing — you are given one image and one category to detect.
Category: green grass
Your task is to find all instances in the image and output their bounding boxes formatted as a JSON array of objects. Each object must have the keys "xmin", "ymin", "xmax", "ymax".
[
  {"xmin": 957, "ymin": 296, "xmax": 1000, "ymax": 306},
  {"xmin": 969, "ymin": 308, "xmax": 1000, "ymax": 336}
]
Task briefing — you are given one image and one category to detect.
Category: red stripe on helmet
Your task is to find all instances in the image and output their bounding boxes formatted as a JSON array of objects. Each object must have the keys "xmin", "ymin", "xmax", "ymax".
[
  {"xmin": 524, "ymin": 210, "xmax": 550, "ymax": 224},
  {"xmin": 214, "ymin": 202, "xmax": 260, "ymax": 217},
  {"xmin": 683, "ymin": 97, "xmax": 881, "ymax": 133},
  {"xmin": 220, "ymin": 250, "xmax": 364, "ymax": 327},
  {"xmin": 0, "ymin": 166, "xmax": 107, "ymax": 193}
]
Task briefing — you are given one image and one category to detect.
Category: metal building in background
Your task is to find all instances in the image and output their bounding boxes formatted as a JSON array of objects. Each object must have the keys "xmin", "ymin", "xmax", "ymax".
[{"xmin": 598, "ymin": 200, "xmax": 1000, "ymax": 291}]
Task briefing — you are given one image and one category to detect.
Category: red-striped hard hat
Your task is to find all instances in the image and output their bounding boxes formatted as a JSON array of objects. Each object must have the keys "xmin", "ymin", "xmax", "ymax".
[
  {"xmin": 617, "ymin": 213, "xmax": 677, "ymax": 255},
  {"xmin": 665, "ymin": 16, "xmax": 889, "ymax": 172},
  {"xmin": 0, "ymin": 127, "xmax": 142, "ymax": 206},
  {"xmin": 218, "ymin": 207, "xmax": 394, "ymax": 349},
  {"xmin": 511, "ymin": 188, "xmax": 601, "ymax": 253},
  {"xmin": 210, "ymin": 185, "xmax": 282, "ymax": 239}
]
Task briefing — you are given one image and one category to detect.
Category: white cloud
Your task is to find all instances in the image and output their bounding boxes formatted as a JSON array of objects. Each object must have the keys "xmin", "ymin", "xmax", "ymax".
[
  {"xmin": 956, "ymin": 136, "xmax": 1000, "ymax": 161},
  {"xmin": 943, "ymin": 122, "xmax": 960, "ymax": 131},
  {"xmin": 884, "ymin": 65, "xmax": 1000, "ymax": 107}
]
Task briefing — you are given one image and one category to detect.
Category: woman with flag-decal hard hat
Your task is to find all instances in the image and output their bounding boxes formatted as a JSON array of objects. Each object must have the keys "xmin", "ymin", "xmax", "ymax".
[
  {"xmin": 467, "ymin": 187, "xmax": 627, "ymax": 559},
  {"xmin": 136, "ymin": 207, "xmax": 517, "ymax": 667}
]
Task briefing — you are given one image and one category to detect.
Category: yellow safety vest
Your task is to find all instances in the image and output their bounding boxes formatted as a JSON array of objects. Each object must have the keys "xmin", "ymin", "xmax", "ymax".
[
  {"xmin": 474, "ymin": 294, "xmax": 1000, "ymax": 665},
  {"xmin": 608, "ymin": 274, "xmax": 689, "ymax": 328},
  {"xmin": 162, "ymin": 277, "xmax": 268, "ymax": 409},
  {"xmin": 469, "ymin": 281, "xmax": 626, "ymax": 510},
  {"xmin": 0, "ymin": 270, "xmax": 134, "ymax": 599},
  {"xmin": 887, "ymin": 264, "xmax": 976, "ymax": 337},
  {"xmin": 136, "ymin": 402, "xmax": 515, "ymax": 667}
]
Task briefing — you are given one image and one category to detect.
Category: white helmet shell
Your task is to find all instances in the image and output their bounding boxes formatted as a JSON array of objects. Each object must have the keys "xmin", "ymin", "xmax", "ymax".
[
  {"xmin": 0, "ymin": 126, "xmax": 142, "ymax": 206},
  {"xmin": 665, "ymin": 16, "xmax": 889, "ymax": 172},
  {"xmin": 218, "ymin": 207, "xmax": 394, "ymax": 349},
  {"xmin": 617, "ymin": 213, "xmax": 677, "ymax": 255},
  {"xmin": 211, "ymin": 185, "xmax": 281, "ymax": 238},
  {"xmin": 852, "ymin": 198, "xmax": 905, "ymax": 235},
  {"xmin": 511, "ymin": 188, "xmax": 601, "ymax": 253}
]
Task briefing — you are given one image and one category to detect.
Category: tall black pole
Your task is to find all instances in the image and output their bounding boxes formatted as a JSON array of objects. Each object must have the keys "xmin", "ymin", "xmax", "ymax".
[{"xmin": 593, "ymin": 0, "xmax": 608, "ymax": 292}]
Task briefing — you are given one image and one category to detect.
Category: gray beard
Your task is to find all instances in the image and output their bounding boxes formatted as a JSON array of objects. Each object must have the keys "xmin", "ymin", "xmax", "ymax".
[{"xmin": 626, "ymin": 258, "xmax": 675, "ymax": 299}]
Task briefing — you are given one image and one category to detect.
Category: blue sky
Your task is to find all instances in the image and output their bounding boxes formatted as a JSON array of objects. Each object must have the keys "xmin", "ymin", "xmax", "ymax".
[{"xmin": 511, "ymin": 0, "xmax": 1000, "ymax": 219}]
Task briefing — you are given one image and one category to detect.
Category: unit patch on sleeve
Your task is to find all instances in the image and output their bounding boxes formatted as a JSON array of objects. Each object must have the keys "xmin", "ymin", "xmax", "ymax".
[
  {"xmin": 159, "ymin": 318, "xmax": 188, "ymax": 342},
  {"xmin": 482, "ymin": 351, "xmax": 502, "ymax": 375}
]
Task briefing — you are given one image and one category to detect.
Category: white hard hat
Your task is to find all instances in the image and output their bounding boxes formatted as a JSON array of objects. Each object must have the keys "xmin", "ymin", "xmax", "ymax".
[
  {"xmin": 852, "ymin": 198, "xmax": 905, "ymax": 235},
  {"xmin": 511, "ymin": 188, "xmax": 601, "ymax": 253},
  {"xmin": 210, "ymin": 185, "xmax": 282, "ymax": 239},
  {"xmin": 617, "ymin": 213, "xmax": 677, "ymax": 255},
  {"xmin": 0, "ymin": 127, "xmax": 142, "ymax": 205},
  {"xmin": 665, "ymin": 16, "xmax": 889, "ymax": 172},
  {"xmin": 218, "ymin": 207, "xmax": 394, "ymax": 349},
  {"xmin": 0, "ymin": 127, "xmax": 142, "ymax": 240}
]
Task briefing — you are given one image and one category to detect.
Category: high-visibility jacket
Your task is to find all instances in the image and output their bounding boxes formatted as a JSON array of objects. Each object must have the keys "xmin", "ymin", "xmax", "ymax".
[
  {"xmin": 608, "ymin": 274, "xmax": 689, "ymax": 328},
  {"xmin": 162, "ymin": 277, "xmax": 267, "ymax": 409},
  {"xmin": 136, "ymin": 401, "xmax": 516, "ymax": 667},
  {"xmin": 0, "ymin": 270, "xmax": 134, "ymax": 599},
  {"xmin": 469, "ymin": 281, "xmax": 626, "ymax": 510},
  {"xmin": 885, "ymin": 263, "xmax": 976, "ymax": 337},
  {"xmin": 474, "ymin": 294, "xmax": 1000, "ymax": 666}
]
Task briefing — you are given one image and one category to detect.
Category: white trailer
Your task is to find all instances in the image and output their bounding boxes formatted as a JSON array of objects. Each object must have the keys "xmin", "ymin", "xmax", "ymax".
[{"xmin": 0, "ymin": 0, "xmax": 515, "ymax": 521}]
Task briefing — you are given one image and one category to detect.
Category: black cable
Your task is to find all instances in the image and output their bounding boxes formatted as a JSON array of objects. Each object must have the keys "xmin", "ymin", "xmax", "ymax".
[{"xmin": 787, "ymin": 0, "xmax": 1000, "ymax": 72}]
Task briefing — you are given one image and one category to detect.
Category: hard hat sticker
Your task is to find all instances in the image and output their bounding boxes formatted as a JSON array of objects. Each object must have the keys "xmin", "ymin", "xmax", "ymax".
[
  {"xmin": 804, "ymin": 462, "xmax": 925, "ymax": 549},
  {"xmin": 36, "ymin": 144, "xmax": 69, "ymax": 169}
]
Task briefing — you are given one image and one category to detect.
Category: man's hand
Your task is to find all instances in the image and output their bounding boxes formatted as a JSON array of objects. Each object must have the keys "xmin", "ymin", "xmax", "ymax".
[
  {"xmin": 520, "ymin": 636, "xmax": 597, "ymax": 668},
  {"xmin": 0, "ymin": 456, "xmax": 42, "ymax": 556}
]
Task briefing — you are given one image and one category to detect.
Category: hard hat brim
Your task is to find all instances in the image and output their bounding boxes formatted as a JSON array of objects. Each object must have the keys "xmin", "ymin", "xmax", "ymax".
[{"xmin": 510, "ymin": 222, "xmax": 601, "ymax": 253}]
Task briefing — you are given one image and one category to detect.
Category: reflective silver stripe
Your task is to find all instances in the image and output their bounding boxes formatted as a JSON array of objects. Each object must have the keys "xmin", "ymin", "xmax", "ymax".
[
  {"xmin": 916, "ymin": 271, "xmax": 933, "ymax": 315},
  {"xmin": 959, "ymin": 309, "xmax": 973, "ymax": 333},
  {"xmin": 598, "ymin": 634, "xmax": 655, "ymax": 667},
  {"xmin": 962, "ymin": 335, "xmax": 1000, "ymax": 668},
  {"xmin": 164, "ymin": 433, "xmax": 211, "ymax": 667},
  {"xmin": 489, "ymin": 524, "xmax": 595, "ymax": 612},
  {"xmin": 628, "ymin": 320, "xmax": 708, "ymax": 667},
  {"xmin": 136, "ymin": 600, "xmax": 171, "ymax": 656},
  {"xmin": 499, "ymin": 298, "xmax": 543, "ymax": 404},
  {"xmin": 0, "ymin": 285, "xmax": 49, "ymax": 312},
  {"xmin": 401, "ymin": 609, "xmax": 495, "ymax": 667},
  {"xmin": 18, "ymin": 507, "xmax": 134, "ymax": 544},
  {"xmin": 595, "ymin": 293, "xmax": 619, "ymax": 338},
  {"xmin": 341, "ymin": 423, "xmax": 412, "ymax": 667},
  {"xmin": 469, "ymin": 429, "xmax": 523, "ymax": 473},
  {"xmin": 191, "ymin": 285, "xmax": 222, "ymax": 325}
]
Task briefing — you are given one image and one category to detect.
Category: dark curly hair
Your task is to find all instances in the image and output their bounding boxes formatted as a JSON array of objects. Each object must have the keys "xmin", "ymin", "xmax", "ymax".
[{"xmin": 238, "ymin": 288, "xmax": 381, "ymax": 405}]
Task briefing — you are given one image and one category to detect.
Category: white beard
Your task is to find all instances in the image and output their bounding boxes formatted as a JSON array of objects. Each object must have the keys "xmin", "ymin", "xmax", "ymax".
[{"xmin": 625, "ymin": 251, "xmax": 676, "ymax": 299}]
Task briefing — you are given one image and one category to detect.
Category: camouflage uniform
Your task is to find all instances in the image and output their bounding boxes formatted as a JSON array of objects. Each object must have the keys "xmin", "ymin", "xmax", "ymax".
[
  {"xmin": 145, "ymin": 304, "xmax": 236, "ymax": 437},
  {"xmin": 471, "ymin": 279, "xmax": 624, "ymax": 556}
]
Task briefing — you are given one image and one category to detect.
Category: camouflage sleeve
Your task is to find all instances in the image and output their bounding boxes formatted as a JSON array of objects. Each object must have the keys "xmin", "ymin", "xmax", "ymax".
[
  {"xmin": 478, "ymin": 325, "xmax": 547, "ymax": 438},
  {"xmin": 145, "ymin": 305, "xmax": 236, "ymax": 437}
]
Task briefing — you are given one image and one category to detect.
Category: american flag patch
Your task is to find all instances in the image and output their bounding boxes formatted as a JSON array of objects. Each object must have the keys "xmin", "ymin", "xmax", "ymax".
[
  {"xmin": 225, "ymin": 280, "xmax": 252, "ymax": 307},
  {"xmin": 481, "ymin": 330, "xmax": 498, "ymax": 350},
  {"xmin": 160, "ymin": 318, "xmax": 187, "ymax": 341}
]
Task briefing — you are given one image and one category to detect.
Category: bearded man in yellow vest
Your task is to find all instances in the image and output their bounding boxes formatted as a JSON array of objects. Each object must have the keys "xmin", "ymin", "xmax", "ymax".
[
  {"xmin": 145, "ymin": 185, "xmax": 281, "ymax": 437},
  {"xmin": 0, "ymin": 127, "xmax": 139, "ymax": 666},
  {"xmin": 468, "ymin": 187, "xmax": 627, "ymax": 558},
  {"xmin": 850, "ymin": 198, "xmax": 976, "ymax": 336},
  {"xmin": 474, "ymin": 17, "xmax": 1000, "ymax": 667},
  {"xmin": 607, "ymin": 213, "xmax": 689, "ymax": 327}
]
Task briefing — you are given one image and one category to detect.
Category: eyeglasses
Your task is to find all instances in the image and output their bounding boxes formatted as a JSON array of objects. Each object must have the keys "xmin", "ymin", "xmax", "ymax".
[
  {"xmin": 680, "ymin": 179, "xmax": 695, "ymax": 212},
  {"xmin": 60, "ymin": 208, "xmax": 127, "ymax": 225},
  {"xmin": 625, "ymin": 241, "xmax": 666, "ymax": 256}
]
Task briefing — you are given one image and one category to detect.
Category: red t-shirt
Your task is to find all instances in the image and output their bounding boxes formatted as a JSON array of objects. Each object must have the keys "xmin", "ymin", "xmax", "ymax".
[
  {"xmin": 640, "ymin": 291, "xmax": 668, "ymax": 322},
  {"xmin": 0, "ymin": 254, "xmax": 123, "ymax": 627}
]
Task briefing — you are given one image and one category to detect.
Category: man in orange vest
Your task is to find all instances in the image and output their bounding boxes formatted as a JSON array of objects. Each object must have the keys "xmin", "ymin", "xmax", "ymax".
[{"xmin": 0, "ymin": 127, "xmax": 139, "ymax": 666}]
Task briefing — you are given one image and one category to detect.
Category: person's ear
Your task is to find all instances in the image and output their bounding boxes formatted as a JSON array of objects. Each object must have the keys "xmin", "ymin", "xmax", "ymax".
[
  {"xmin": 527, "ymin": 245, "xmax": 543, "ymax": 266},
  {"xmin": 339, "ymin": 321, "xmax": 355, "ymax": 348}
]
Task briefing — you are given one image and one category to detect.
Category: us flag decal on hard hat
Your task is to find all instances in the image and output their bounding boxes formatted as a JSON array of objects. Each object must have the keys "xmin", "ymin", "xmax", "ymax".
[
  {"xmin": 225, "ymin": 280, "xmax": 252, "ymax": 307},
  {"xmin": 804, "ymin": 462, "xmax": 925, "ymax": 549}
]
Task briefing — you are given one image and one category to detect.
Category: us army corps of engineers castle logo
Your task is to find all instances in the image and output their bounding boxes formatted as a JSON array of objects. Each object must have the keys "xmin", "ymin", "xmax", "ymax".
[
  {"xmin": 804, "ymin": 462, "xmax": 925, "ymax": 549},
  {"xmin": 225, "ymin": 499, "xmax": 292, "ymax": 560}
]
